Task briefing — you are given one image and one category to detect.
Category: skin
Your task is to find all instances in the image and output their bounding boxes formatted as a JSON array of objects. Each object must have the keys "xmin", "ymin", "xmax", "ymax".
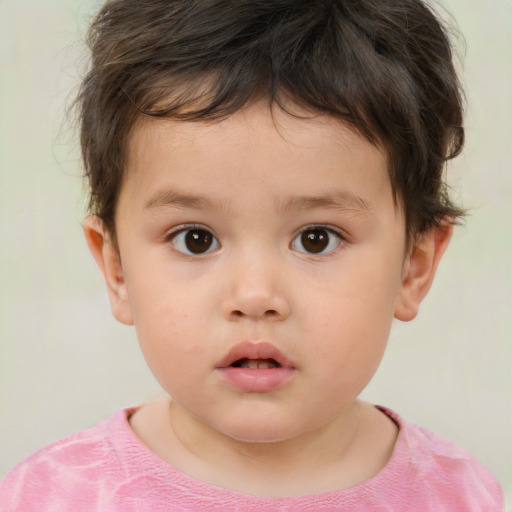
[{"xmin": 84, "ymin": 101, "xmax": 451, "ymax": 497}]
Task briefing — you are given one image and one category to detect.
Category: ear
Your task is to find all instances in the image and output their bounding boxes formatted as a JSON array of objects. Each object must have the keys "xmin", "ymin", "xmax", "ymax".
[
  {"xmin": 83, "ymin": 215, "xmax": 134, "ymax": 325},
  {"xmin": 394, "ymin": 220, "xmax": 453, "ymax": 322}
]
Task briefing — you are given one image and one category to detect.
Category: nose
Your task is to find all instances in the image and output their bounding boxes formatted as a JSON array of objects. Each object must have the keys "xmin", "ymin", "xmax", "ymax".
[{"xmin": 221, "ymin": 249, "xmax": 290, "ymax": 322}]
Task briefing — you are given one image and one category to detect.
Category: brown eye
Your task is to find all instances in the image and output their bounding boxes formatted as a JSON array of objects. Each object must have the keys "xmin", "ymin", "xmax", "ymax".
[
  {"xmin": 291, "ymin": 227, "xmax": 342, "ymax": 255},
  {"xmin": 301, "ymin": 229, "xmax": 329, "ymax": 253},
  {"xmin": 171, "ymin": 228, "xmax": 219, "ymax": 255}
]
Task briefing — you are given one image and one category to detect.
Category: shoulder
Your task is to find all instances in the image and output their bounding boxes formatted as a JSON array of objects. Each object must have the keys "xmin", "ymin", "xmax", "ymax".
[
  {"xmin": 0, "ymin": 409, "xmax": 131, "ymax": 511},
  {"xmin": 381, "ymin": 407, "xmax": 504, "ymax": 511}
]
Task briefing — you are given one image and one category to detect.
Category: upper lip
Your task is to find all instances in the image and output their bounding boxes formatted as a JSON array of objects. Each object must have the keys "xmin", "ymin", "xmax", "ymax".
[{"xmin": 216, "ymin": 341, "xmax": 295, "ymax": 369}]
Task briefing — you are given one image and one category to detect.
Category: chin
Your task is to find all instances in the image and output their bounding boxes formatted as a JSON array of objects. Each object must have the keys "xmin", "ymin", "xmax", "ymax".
[{"xmin": 215, "ymin": 416, "xmax": 309, "ymax": 445}]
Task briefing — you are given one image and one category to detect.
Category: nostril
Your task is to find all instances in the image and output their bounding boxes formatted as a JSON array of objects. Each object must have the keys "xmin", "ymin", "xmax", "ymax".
[
  {"xmin": 223, "ymin": 292, "xmax": 290, "ymax": 321},
  {"xmin": 231, "ymin": 309, "xmax": 278, "ymax": 318}
]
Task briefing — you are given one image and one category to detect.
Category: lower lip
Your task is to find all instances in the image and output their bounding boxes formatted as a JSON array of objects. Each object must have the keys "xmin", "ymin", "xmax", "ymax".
[{"xmin": 217, "ymin": 367, "xmax": 295, "ymax": 393}]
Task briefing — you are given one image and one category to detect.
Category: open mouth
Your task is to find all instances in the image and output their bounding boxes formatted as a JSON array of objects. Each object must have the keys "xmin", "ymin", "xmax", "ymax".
[
  {"xmin": 231, "ymin": 358, "xmax": 281, "ymax": 369},
  {"xmin": 216, "ymin": 341, "xmax": 295, "ymax": 370},
  {"xmin": 217, "ymin": 343, "xmax": 294, "ymax": 392}
]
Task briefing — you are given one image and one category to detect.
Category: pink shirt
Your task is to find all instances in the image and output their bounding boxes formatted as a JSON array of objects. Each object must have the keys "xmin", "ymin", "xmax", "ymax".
[{"xmin": 0, "ymin": 406, "xmax": 504, "ymax": 511}]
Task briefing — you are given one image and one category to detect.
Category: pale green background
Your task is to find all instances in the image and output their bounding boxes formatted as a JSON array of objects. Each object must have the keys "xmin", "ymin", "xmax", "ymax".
[{"xmin": 1, "ymin": 0, "xmax": 511, "ymax": 503}]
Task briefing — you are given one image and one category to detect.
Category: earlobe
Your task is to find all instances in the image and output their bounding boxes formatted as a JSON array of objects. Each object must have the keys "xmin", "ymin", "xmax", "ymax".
[
  {"xmin": 83, "ymin": 216, "xmax": 134, "ymax": 325},
  {"xmin": 394, "ymin": 221, "xmax": 453, "ymax": 322}
]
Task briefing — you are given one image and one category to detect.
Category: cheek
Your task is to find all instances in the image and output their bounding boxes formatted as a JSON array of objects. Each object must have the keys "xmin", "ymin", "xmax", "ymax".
[
  {"xmin": 302, "ymin": 259, "xmax": 401, "ymax": 367},
  {"xmin": 126, "ymin": 254, "xmax": 199, "ymax": 327},
  {"xmin": 134, "ymin": 309, "xmax": 211, "ymax": 397},
  {"xmin": 126, "ymin": 277, "xmax": 209, "ymax": 370}
]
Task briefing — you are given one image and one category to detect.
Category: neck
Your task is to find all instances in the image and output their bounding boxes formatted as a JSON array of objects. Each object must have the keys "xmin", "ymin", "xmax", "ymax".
[
  {"xmin": 129, "ymin": 396, "xmax": 398, "ymax": 497},
  {"xmin": 169, "ymin": 398, "xmax": 362, "ymax": 473}
]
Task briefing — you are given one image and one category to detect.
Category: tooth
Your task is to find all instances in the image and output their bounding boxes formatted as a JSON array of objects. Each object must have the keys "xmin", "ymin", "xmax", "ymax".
[{"xmin": 237, "ymin": 359, "xmax": 279, "ymax": 369}]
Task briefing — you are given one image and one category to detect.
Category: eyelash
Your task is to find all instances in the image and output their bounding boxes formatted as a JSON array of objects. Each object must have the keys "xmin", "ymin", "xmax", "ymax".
[
  {"xmin": 164, "ymin": 224, "xmax": 346, "ymax": 256},
  {"xmin": 290, "ymin": 225, "xmax": 345, "ymax": 256},
  {"xmin": 165, "ymin": 224, "xmax": 220, "ymax": 256}
]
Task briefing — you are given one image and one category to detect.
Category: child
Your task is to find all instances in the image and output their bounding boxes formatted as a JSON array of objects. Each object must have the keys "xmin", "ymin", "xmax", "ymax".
[{"xmin": 0, "ymin": 0, "xmax": 504, "ymax": 509}]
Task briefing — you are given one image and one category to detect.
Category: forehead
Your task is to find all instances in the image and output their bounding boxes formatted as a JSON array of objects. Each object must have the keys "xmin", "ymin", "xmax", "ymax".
[{"xmin": 120, "ymin": 102, "xmax": 396, "ymax": 218}]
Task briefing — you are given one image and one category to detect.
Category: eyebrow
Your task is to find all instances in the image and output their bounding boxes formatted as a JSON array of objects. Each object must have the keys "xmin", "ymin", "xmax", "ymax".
[
  {"xmin": 144, "ymin": 190, "xmax": 225, "ymax": 211},
  {"xmin": 278, "ymin": 190, "xmax": 375, "ymax": 216},
  {"xmin": 144, "ymin": 189, "xmax": 374, "ymax": 216}
]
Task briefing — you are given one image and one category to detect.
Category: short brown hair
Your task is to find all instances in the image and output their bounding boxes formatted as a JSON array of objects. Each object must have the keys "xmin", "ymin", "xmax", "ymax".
[{"xmin": 77, "ymin": 0, "xmax": 465, "ymax": 241}]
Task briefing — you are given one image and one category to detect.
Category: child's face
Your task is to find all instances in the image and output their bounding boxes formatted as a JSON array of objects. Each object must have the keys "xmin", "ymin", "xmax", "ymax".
[{"xmin": 98, "ymin": 102, "xmax": 416, "ymax": 443}]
